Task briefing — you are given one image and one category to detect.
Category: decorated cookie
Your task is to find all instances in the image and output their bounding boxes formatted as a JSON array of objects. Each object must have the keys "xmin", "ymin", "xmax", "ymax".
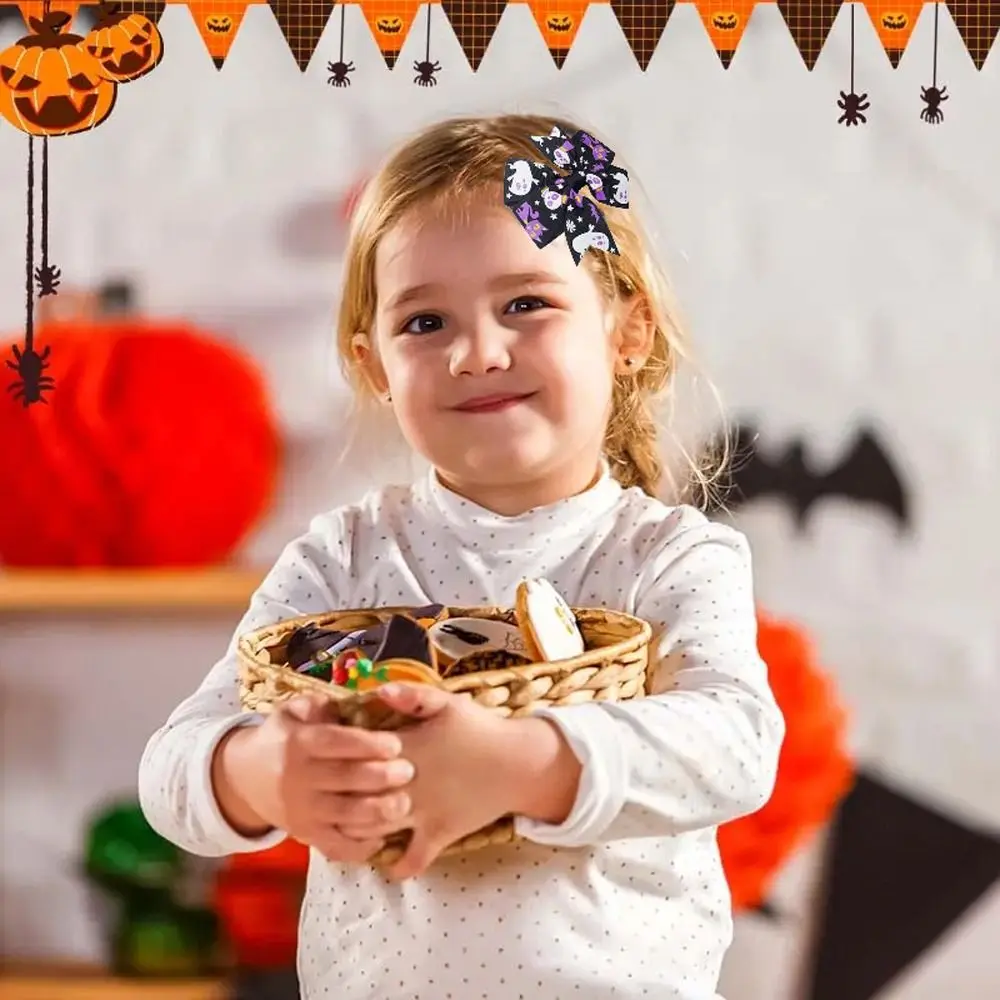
[
  {"xmin": 427, "ymin": 617, "xmax": 530, "ymax": 667},
  {"xmin": 405, "ymin": 603, "xmax": 449, "ymax": 628},
  {"xmin": 286, "ymin": 623, "xmax": 349, "ymax": 668},
  {"xmin": 444, "ymin": 648, "xmax": 533, "ymax": 678},
  {"xmin": 514, "ymin": 578, "xmax": 585, "ymax": 661},
  {"xmin": 372, "ymin": 614, "xmax": 438, "ymax": 672}
]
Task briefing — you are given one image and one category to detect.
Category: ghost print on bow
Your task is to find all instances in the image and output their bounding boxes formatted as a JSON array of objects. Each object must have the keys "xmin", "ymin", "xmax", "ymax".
[{"xmin": 503, "ymin": 126, "xmax": 630, "ymax": 266}]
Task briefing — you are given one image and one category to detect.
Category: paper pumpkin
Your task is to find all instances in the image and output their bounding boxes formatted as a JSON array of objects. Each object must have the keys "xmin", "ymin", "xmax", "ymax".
[
  {"xmin": 0, "ymin": 318, "xmax": 281, "ymax": 567},
  {"xmin": 83, "ymin": 1, "xmax": 164, "ymax": 83},
  {"xmin": 718, "ymin": 612, "xmax": 854, "ymax": 911},
  {"xmin": 0, "ymin": 10, "xmax": 117, "ymax": 136}
]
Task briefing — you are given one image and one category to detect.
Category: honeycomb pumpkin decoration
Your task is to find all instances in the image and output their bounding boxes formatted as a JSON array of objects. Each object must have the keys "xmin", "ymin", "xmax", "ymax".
[
  {"xmin": 0, "ymin": 10, "xmax": 117, "ymax": 136},
  {"xmin": 0, "ymin": 318, "xmax": 281, "ymax": 567},
  {"xmin": 84, "ymin": 1, "xmax": 164, "ymax": 84}
]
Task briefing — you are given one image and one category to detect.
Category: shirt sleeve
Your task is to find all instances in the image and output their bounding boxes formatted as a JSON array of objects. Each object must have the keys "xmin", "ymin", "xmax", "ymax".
[
  {"xmin": 138, "ymin": 513, "xmax": 352, "ymax": 858},
  {"xmin": 515, "ymin": 516, "xmax": 786, "ymax": 848}
]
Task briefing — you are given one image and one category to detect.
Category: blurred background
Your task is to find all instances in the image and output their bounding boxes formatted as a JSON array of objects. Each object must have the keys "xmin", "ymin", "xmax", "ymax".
[{"xmin": 0, "ymin": 2, "xmax": 998, "ymax": 999}]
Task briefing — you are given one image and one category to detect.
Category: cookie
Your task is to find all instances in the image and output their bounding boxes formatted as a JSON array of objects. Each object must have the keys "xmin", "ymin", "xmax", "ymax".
[
  {"xmin": 514, "ymin": 578, "xmax": 585, "ymax": 662},
  {"xmin": 286, "ymin": 624, "xmax": 350, "ymax": 668},
  {"xmin": 427, "ymin": 617, "xmax": 530, "ymax": 667},
  {"xmin": 405, "ymin": 603, "xmax": 449, "ymax": 628},
  {"xmin": 372, "ymin": 614, "xmax": 438, "ymax": 672},
  {"xmin": 444, "ymin": 648, "xmax": 533, "ymax": 678}
]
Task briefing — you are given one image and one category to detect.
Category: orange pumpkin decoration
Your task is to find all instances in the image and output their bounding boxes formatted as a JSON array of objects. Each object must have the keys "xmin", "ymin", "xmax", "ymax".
[
  {"xmin": 862, "ymin": 0, "xmax": 922, "ymax": 64},
  {"xmin": 527, "ymin": 0, "xmax": 591, "ymax": 66},
  {"xmin": 694, "ymin": 0, "xmax": 756, "ymax": 64},
  {"xmin": 0, "ymin": 316, "xmax": 281, "ymax": 567},
  {"xmin": 195, "ymin": 2, "xmax": 250, "ymax": 68},
  {"xmin": 0, "ymin": 11, "xmax": 117, "ymax": 136},
  {"xmin": 359, "ymin": 0, "xmax": 419, "ymax": 67},
  {"xmin": 84, "ymin": 1, "xmax": 163, "ymax": 84},
  {"xmin": 718, "ymin": 612, "xmax": 854, "ymax": 911}
]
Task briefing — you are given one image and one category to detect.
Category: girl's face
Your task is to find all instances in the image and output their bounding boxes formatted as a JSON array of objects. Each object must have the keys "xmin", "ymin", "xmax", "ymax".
[{"xmin": 367, "ymin": 203, "xmax": 622, "ymax": 513}]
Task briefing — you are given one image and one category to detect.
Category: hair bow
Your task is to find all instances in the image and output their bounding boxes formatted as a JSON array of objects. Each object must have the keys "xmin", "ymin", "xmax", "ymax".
[{"xmin": 503, "ymin": 126, "xmax": 630, "ymax": 266}]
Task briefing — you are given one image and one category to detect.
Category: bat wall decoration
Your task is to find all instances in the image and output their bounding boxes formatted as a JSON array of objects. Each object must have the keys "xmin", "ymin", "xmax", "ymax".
[{"xmin": 718, "ymin": 423, "xmax": 911, "ymax": 530}]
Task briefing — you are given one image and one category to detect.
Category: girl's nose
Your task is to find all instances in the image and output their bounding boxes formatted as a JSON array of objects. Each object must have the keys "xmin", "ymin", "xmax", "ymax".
[{"xmin": 449, "ymin": 323, "xmax": 513, "ymax": 377}]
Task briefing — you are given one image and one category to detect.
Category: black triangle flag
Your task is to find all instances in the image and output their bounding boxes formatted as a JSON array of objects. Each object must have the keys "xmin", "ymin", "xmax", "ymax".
[{"xmin": 804, "ymin": 772, "xmax": 1000, "ymax": 1000}]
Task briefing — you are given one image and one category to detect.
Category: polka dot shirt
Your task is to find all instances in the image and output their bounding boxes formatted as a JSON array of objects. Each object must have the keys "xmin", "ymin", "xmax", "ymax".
[{"xmin": 139, "ymin": 466, "xmax": 785, "ymax": 1000}]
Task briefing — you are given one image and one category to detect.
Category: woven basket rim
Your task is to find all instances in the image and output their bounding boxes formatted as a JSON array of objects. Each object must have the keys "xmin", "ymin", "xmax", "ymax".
[{"xmin": 237, "ymin": 604, "xmax": 652, "ymax": 700}]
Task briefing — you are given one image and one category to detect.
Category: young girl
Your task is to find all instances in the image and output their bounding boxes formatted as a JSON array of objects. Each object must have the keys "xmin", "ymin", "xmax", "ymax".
[{"xmin": 139, "ymin": 113, "xmax": 784, "ymax": 1000}]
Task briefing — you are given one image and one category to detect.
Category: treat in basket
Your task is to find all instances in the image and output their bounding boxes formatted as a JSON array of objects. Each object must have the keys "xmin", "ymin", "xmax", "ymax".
[
  {"xmin": 372, "ymin": 613, "xmax": 439, "ymax": 671},
  {"xmin": 331, "ymin": 648, "xmax": 443, "ymax": 690},
  {"xmin": 428, "ymin": 616, "xmax": 530, "ymax": 668},
  {"xmin": 445, "ymin": 647, "xmax": 533, "ymax": 678},
  {"xmin": 514, "ymin": 578, "xmax": 586, "ymax": 661}
]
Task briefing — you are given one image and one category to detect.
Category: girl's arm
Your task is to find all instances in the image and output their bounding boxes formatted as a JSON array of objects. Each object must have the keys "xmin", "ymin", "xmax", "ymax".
[
  {"xmin": 138, "ymin": 522, "xmax": 347, "ymax": 857},
  {"xmin": 514, "ymin": 517, "xmax": 786, "ymax": 848}
]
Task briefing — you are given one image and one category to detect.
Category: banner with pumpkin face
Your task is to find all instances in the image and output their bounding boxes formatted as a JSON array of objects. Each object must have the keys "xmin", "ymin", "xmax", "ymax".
[
  {"xmin": 693, "ymin": 0, "xmax": 757, "ymax": 66},
  {"xmin": 358, "ymin": 0, "xmax": 421, "ymax": 68},
  {"xmin": 187, "ymin": 0, "xmax": 249, "ymax": 67},
  {"xmin": 862, "ymin": 0, "xmax": 923, "ymax": 66},
  {"xmin": 524, "ymin": 0, "xmax": 591, "ymax": 66}
]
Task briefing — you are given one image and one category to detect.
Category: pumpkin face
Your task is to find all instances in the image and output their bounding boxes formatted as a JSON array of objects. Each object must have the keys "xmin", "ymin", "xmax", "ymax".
[
  {"xmin": 375, "ymin": 15, "xmax": 403, "ymax": 34},
  {"xmin": 869, "ymin": 1, "xmax": 921, "ymax": 58},
  {"xmin": 84, "ymin": 2, "xmax": 163, "ymax": 84},
  {"xmin": 697, "ymin": 0, "xmax": 755, "ymax": 57},
  {"xmin": 361, "ymin": 4, "xmax": 416, "ymax": 64},
  {"xmin": 529, "ymin": 0, "xmax": 589, "ymax": 64},
  {"xmin": 196, "ymin": 3, "xmax": 249, "ymax": 66},
  {"xmin": 0, "ymin": 11, "xmax": 117, "ymax": 136}
]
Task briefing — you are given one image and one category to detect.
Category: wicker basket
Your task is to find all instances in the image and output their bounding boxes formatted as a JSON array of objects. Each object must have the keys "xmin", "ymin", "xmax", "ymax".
[{"xmin": 237, "ymin": 605, "xmax": 652, "ymax": 865}]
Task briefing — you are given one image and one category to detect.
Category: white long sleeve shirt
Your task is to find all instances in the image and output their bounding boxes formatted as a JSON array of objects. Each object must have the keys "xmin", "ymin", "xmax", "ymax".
[{"xmin": 139, "ymin": 466, "xmax": 785, "ymax": 1000}]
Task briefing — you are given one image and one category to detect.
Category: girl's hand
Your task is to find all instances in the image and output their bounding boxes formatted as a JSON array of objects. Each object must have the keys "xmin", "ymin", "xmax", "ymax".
[
  {"xmin": 338, "ymin": 684, "xmax": 581, "ymax": 880},
  {"xmin": 212, "ymin": 695, "xmax": 415, "ymax": 864}
]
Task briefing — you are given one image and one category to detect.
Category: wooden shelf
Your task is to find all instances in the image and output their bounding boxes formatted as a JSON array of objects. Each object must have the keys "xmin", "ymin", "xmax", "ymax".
[
  {"xmin": 0, "ymin": 567, "xmax": 266, "ymax": 614},
  {"xmin": 0, "ymin": 964, "xmax": 224, "ymax": 1000}
]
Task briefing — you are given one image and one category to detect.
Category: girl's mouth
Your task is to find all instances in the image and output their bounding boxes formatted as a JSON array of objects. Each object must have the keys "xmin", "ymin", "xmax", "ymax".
[{"xmin": 452, "ymin": 392, "xmax": 535, "ymax": 414}]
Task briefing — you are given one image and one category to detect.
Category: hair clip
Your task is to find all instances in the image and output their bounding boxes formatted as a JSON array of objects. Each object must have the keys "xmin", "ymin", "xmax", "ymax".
[{"xmin": 502, "ymin": 126, "xmax": 629, "ymax": 266}]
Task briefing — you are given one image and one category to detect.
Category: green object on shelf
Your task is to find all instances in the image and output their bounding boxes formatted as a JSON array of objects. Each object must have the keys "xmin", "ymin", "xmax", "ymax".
[{"xmin": 84, "ymin": 800, "xmax": 180, "ymax": 892}]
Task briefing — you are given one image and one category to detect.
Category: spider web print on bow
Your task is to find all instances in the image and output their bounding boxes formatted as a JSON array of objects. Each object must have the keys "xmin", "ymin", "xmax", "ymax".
[{"xmin": 503, "ymin": 126, "xmax": 629, "ymax": 267}]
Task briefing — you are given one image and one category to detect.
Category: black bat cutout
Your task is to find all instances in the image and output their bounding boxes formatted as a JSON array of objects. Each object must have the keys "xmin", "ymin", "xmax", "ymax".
[
  {"xmin": 372, "ymin": 614, "xmax": 436, "ymax": 668},
  {"xmin": 723, "ymin": 423, "xmax": 911, "ymax": 530}
]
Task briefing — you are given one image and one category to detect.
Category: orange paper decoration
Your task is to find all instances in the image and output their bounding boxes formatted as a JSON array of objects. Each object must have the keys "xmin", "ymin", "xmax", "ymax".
[
  {"xmin": 359, "ymin": 0, "xmax": 421, "ymax": 68},
  {"xmin": 693, "ymin": 0, "xmax": 757, "ymax": 66},
  {"xmin": 863, "ymin": 0, "xmax": 923, "ymax": 66},
  {"xmin": 718, "ymin": 612, "xmax": 854, "ymax": 911},
  {"xmin": 16, "ymin": 1, "xmax": 80, "ymax": 25},
  {"xmin": 187, "ymin": 0, "xmax": 250, "ymax": 68},
  {"xmin": 525, "ymin": 0, "xmax": 591, "ymax": 66}
]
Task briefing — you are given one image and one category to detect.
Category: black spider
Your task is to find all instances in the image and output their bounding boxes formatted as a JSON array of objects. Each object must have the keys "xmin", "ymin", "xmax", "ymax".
[
  {"xmin": 837, "ymin": 90, "xmax": 870, "ymax": 126},
  {"xmin": 34, "ymin": 263, "xmax": 61, "ymax": 297},
  {"xmin": 327, "ymin": 60, "xmax": 355, "ymax": 87},
  {"xmin": 6, "ymin": 343, "xmax": 54, "ymax": 407},
  {"xmin": 920, "ymin": 84, "xmax": 948, "ymax": 124},
  {"xmin": 413, "ymin": 59, "xmax": 440, "ymax": 87}
]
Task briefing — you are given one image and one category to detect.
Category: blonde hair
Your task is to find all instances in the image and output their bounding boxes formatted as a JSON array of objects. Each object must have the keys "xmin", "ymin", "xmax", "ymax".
[{"xmin": 336, "ymin": 113, "xmax": 727, "ymax": 506}]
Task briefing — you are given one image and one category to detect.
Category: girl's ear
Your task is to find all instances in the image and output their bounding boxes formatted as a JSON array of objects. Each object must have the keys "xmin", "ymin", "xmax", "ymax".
[
  {"xmin": 613, "ymin": 295, "xmax": 655, "ymax": 368},
  {"xmin": 351, "ymin": 332, "xmax": 390, "ymax": 396}
]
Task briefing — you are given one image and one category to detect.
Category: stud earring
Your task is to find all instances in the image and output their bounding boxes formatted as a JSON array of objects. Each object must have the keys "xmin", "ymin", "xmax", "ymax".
[
  {"xmin": 623, "ymin": 357, "xmax": 637, "ymax": 369},
  {"xmin": 384, "ymin": 391, "xmax": 392, "ymax": 403}
]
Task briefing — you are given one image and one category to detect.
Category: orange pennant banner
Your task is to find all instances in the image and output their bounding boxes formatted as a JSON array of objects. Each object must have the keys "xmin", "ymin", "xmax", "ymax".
[
  {"xmin": 16, "ymin": 2, "xmax": 80, "ymax": 29},
  {"xmin": 359, "ymin": 0, "xmax": 421, "ymax": 68},
  {"xmin": 863, "ymin": 0, "xmax": 923, "ymax": 66},
  {"xmin": 187, "ymin": 0, "xmax": 250, "ymax": 68},
  {"xmin": 525, "ymin": 0, "xmax": 591, "ymax": 67},
  {"xmin": 694, "ymin": 0, "xmax": 757, "ymax": 67}
]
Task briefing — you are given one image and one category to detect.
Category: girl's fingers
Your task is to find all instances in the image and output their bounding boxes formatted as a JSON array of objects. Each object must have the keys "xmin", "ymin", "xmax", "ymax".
[{"xmin": 309, "ymin": 757, "xmax": 415, "ymax": 793}]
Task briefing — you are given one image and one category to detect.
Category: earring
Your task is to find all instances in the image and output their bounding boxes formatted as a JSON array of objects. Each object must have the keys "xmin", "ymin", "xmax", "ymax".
[
  {"xmin": 384, "ymin": 391, "xmax": 392, "ymax": 403},
  {"xmin": 623, "ymin": 357, "xmax": 637, "ymax": 369}
]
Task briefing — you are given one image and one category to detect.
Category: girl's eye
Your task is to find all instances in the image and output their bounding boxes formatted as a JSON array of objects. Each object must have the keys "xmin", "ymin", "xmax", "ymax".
[
  {"xmin": 505, "ymin": 296, "xmax": 548, "ymax": 314},
  {"xmin": 402, "ymin": 314, "xmax": 444, "ymax": 335}
]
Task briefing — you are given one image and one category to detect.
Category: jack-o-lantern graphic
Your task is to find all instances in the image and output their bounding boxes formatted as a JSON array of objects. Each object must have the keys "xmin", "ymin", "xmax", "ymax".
[
  {"xmin": 195, "ymin": 2, "xmax": 249, "ymax": 68},
  {"xmin": 865, "ymin": 0, "xmax": 921, "ymax": 64},
  {"xmin": 696, "ymin": 0, "xmax": 756, "ymax": 66},
  {"xmin": 84, "ymin": 1, "xmax": 163, "ymax": 84},
  {"xmin": 0, "ymin": 10, "xmax": 117, "ymax": 136},
  {"xmin": 359, "ymin": 1, "xmax": 419, "ymax": 68},
  {"xmin": 528, "ymin": 1, "xmax": 589, "ymax": 67}
]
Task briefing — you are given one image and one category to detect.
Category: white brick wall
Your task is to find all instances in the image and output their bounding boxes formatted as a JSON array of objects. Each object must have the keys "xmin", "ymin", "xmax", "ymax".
[{"xmin": 1, "ymin": 4, "xmax": 997, "ymax": 995}]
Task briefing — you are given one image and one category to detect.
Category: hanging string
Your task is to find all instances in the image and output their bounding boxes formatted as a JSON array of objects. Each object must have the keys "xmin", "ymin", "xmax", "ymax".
[
  {"xmin": 339, "ymin": 0, "xmax": 346, "ymax": 64},
  {"xmin": 849, "ymin": 3, "xmax": 856, "ymax": 94},
  {"xmin": 932, "ymin": 1, "xmax": 939, "ymax": 88},
  {"xmin": 424, "ymin": 1, "xmax": 432, "ymax": 63},
  {"xmin": 25, "ymin": 136, "xmax": 35, "ymax": 354}
]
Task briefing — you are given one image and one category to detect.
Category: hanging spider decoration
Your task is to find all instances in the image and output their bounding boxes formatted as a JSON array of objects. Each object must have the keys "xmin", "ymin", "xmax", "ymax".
[
  {"xmin": 327, "ymin": 59, "xmax": 355, "ymax": 86},
  {"xmin": 6, "ymin": 343, "xmax": 54, "ymax": 407},
  {"xmin": 413, "ymin": 59, "xmax": 440, "ymax": 86},
  {"xmin": 919, "ymin": 84, "xmax": 948, "ymax": 124},
  {"xmin": 837, "ymin": 90, "xmax": 870, "ymax": 126},
  {"xmin": 34, "ymin": 262, "xmax": 61, "ymax": 297}
]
